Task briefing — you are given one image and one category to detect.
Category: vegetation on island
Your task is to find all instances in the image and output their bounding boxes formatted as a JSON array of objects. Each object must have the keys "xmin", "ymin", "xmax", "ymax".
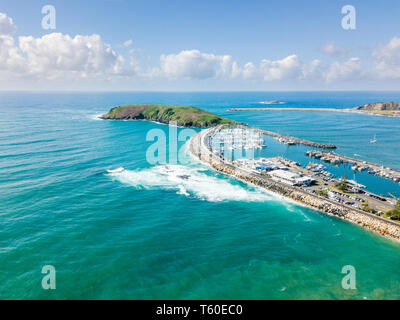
[{"xmin": 101, "ymin": 104, "xmax": 237, "ymax": 128}]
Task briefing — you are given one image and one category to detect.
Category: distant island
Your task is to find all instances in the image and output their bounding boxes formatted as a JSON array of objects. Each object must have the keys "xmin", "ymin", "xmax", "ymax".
[
  {"xmin": 259, "ymin": 100, "xmax": 282, "ymax": 104},
  {"xmin": 101, "ymin": 104, "xmax": 237, "ymax": 127},
  {"xmin": 229, "ymin": 101, "xmax": 400, "ymax": 117}
]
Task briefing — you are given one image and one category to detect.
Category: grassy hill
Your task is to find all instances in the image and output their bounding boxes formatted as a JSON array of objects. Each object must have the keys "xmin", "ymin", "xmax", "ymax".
[{"xmin": 101, "ymin": 104, "xmax": 237, "ymax": 127}]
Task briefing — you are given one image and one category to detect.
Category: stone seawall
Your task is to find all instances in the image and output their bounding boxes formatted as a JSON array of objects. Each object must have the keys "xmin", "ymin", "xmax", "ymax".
[
  {"xmin": 255, "ymin": 128, "xmax": 337, "ymax": 149},
  {"xmin": 189, "ymin": 127, "xmax": 400, "ymax": 241}
]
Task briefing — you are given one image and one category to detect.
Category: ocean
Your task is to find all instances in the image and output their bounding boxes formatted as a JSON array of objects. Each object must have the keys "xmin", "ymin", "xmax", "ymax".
[{"xmin": 0, "ymin": 91, "xmax": 399, "ymax": 299}]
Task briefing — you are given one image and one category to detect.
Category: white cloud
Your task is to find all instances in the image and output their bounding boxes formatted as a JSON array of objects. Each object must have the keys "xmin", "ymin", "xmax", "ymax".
[
  {"xmin": 0, "ymin": 35, "xmax": 22, "ymax": 70},
  {"xmin": 259, "ymin": 55, "xmax": 301, "ymax": 81},
  {"xmin": 18, "ymin": 33, "xmax": 125, "ymax": 79},
  {"xmin": 320, "ymin": 41, "xmax": 348, "ymax": 57},
  {"xmin": 301, "ymin": 59, "xmax": 322, "ymax": 80},
  {"xmin": 0, "ymin": 13, "xmax": 22, "ymax": 74},
  {"xmin": 372, "ymin": 37, "xmax": 400, "ymax": 79},
  {"xmin": 160, "ymin": 50, "xmax": 234, "ymax": 80},
  {"xmin": 324, "ymin": 57, "xmax": 362, "ymax": 83},
  {"xmin": 123, "ymin": 39, "xmax": 133, "ymax": 47},
  {"xmin": 3, "ymin": 11, "xmax": 400, "ymax": 89},
  {"xmin": 0, "ymin": 12, "xmax": 17, "ymax": 36},
  {"xmin": 241, "ymin": 55, "xmax": 320, "ymax": 82},
  {"xmin": 0, "ymin": 12, "xmax": 131, "ymax": 82}
]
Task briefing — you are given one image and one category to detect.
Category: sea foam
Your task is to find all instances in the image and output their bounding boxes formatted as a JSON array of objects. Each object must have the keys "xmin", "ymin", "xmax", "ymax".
[{"xmin": 106, "ymin": 164, "xmax": 276, "ymax": 202}]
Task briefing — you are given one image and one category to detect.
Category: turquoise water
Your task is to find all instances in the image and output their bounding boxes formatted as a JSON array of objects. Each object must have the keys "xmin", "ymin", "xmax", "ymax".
[{"xmin": 0, "ymin": 92, "xmax": 399, "ymax": 299}]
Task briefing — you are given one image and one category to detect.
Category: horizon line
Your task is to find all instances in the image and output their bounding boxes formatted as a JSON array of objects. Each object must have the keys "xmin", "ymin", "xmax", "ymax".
[{"xmin": 1, "ymin": 90, "xmax": 400, "ymax": 94}]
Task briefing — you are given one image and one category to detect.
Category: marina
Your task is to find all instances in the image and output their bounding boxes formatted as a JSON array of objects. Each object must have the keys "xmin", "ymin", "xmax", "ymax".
[
  {"xmin": 189, "ymin": 125, "xmax": 400, "ymax": 240},
  {"xmin": 211, "ymin": 127, "xmax": 265, "ymax": 152},
  {"xmin": 210, "ymin": 125, "xmax": 400, "ymax": 197},
  {"xmin": 210, "ymin": 124, "xmax": 337, "ymax": 149}
]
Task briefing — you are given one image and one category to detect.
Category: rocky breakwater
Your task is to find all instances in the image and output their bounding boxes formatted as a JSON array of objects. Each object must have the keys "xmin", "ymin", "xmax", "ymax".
[
  {"xmin": 189, "ymin": 127, "xmax": 400, "ymax": 241},
  {"xmin": 255, "ymin": 129, "xmax": 336, "ymax": 149}
]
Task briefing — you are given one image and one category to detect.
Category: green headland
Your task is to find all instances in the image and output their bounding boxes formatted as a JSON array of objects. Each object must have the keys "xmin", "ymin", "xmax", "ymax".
[{"xmin": 101, "ymin": 104, "xmax": 237, "ymax": 127}]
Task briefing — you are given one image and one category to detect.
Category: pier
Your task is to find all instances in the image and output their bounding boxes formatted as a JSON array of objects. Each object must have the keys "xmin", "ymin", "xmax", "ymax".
[
  {"xmin": 189, "ymin": 125, "xmax": 400, "ymax": 241},
  {"xmin": 228, "ymin": 107, "xmax": 347, "ymax": 112},
  {"xmin": 306, "ymin": 150, "xmax": 400, "ymax": 184},
  {"xmin": 255, "ymin": 128, "xmax": 336, "ymax": 149}
]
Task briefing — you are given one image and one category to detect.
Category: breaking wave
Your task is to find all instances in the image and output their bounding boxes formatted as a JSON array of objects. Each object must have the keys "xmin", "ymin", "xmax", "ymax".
[{"xmin": 107, "ymin": 164, "xmax": 277, "ymax": 202}]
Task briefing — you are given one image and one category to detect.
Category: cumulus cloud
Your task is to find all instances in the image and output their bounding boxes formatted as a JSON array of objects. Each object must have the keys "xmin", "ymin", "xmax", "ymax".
[
  {"xmin": 123, "ymin": 39, "xmax": 133, "ymax": 47},
  {"xmin": 324, "ymin": 57, "xmax": 362, "ymax": 83},
  {"xmin": 372, "ymin": 37, "xmax": 400, "ymax": 79},
  {"xmin": 18, "ymin": 33, "xmax": 125, "ymax": 79},
  {"xmin": 301, "ymin": 59, "xmax": 322, "ymax": 80},
  {"xmin": 3, "ymin": 11, "xmax": 400, "ymax": 89},
  {"xmin": 259, "ymin": 55, "xmax": 301, "ymax": 81},
  {"xmin": 0, "ymin": 12, "xmax": 17, "ymax": 36},
  {"xmin": 0, "ymin": 11, "xmax": 129, "ymax": 82},
  {"xmin": 0, "ymin": 34, "xmax": 25, "ymax": 72},
  {"xmin": 320, "ymin": 41, "xmax": 348, "ymax": 57},
  {"xmin": 241, "ymin": 55, "xmax": 320, "ymax": 82},
  {"xmin": 160, "ymin": 50, "xmax": 234, "ymax": 80},
  {"xmin": 0, "ymin": 13, "xmax": 23, "ymax": 73}
]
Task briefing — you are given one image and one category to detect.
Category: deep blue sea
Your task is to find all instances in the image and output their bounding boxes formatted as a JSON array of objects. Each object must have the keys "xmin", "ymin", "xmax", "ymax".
[{"xmin": 0, "ymin": 91, "xmax": 399, "ymax": 299}]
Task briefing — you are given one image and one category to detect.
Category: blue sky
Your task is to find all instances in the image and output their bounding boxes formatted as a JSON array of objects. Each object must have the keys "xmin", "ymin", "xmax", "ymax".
[{"xmin": 1, "ymin": 0, "xmax": 400, "ymax": 90}]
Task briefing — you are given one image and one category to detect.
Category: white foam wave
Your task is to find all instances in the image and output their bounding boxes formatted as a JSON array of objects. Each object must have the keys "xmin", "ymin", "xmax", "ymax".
[
  {"xmin": 90, "ymin": 113, "xmax": 105, "ymax": 121},
  {"xmin": 106, "ymin": 164, "xmax": 276, "ymax": 202},
  {"xmin": 107, "ymin": 167, "xmax": 125, "ymax": 173}
]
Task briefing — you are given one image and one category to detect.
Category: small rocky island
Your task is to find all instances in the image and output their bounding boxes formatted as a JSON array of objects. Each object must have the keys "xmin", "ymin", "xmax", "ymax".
[
  {"xmin": 101, "ymin": 104, "xmax": 237, "ymax": 127},
  {"xmin": 259, "ymin": 100, "xmax": 281, "ymax": 104},
  {"xmin": 352, "ymin": 102, "xmax": 400, "ymax": 117}
]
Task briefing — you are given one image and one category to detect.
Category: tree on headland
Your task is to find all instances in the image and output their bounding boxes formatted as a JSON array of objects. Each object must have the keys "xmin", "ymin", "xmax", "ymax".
[{"xmin": 335, "ymin": 173, "xmax": 349, "ymax": 192}]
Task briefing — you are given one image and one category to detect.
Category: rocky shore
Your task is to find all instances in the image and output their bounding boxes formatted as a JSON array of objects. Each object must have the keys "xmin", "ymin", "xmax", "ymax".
[{"xmin": 189, "ymin": 127, "xmax": 400, "ymax": 241}]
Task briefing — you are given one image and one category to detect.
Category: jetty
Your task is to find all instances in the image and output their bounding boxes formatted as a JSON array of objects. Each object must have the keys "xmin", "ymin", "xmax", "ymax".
[
  {"xmin": 254, "ymin": 128, "xmax": 336, "ymax": 149},
  {"xmin": 228, "ymin": 107, "xmax": 345, "ymax": 112},
  {"xmin": 228, "ymin": 105, "xmax": 400, "ymax": 117},
  {"xmin": 306, "ymin": 150, "xmax": 400, "ymax": 184},
  {"xmin": 189, "ymin": 125, "xmax": 400, "ymax": 240}
]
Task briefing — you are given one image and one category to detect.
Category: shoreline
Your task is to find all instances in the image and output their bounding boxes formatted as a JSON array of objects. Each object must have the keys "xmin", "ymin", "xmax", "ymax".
[{"xmin": 189, "ymin": 126, "xmax": 400, "ymax": 241}]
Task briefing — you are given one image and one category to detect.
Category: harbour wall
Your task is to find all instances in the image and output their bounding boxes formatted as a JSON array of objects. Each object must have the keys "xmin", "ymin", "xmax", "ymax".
[{"xmin": 255, "ymin": 128, "xmax": 337, "ymax": 149}]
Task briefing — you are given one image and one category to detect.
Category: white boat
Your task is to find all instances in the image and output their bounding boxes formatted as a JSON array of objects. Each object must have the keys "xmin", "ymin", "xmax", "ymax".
[{"xmin": 370, "ymin": 134, "xmax": 377, "ymax": 144}]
